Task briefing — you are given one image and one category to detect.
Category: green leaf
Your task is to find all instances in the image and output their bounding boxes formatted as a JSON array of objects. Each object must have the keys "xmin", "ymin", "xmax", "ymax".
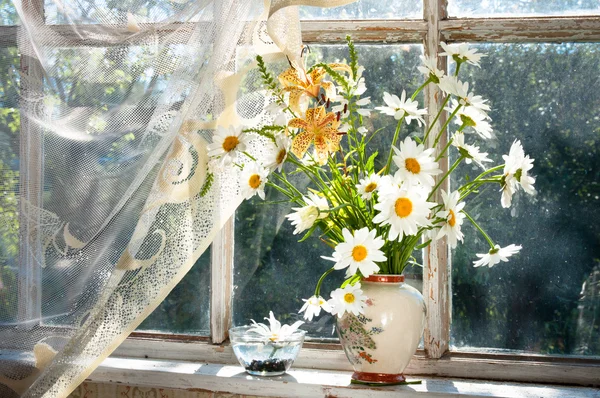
[
  {"xmin": 298, "ymin": 224, "xmax": 319, "ymax": 242},
  {"xmin": 366, "ymin": 151, "xmax": 378, "ymax": 173}
]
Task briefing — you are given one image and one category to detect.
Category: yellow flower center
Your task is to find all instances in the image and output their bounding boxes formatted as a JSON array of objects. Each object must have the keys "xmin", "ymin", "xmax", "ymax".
[
  {"xmin": 448, "ymin": 209, "xmax": 456, "ymax": 227},
  {"xmin": 248, "ymin": 174, "xmax": 261, "ymax": 189},
  {"xmin": 365, "ymin": 182, "xmax": 377, "ymax": 193},
  {"xmin": 222, "ymin": 136, "xmax": 239, "ymax": 152},
  {"xmin": 394, "ymin": 197, "xmax": 413, "ymax": 218},
  {"xmin": 352, "ymin": 245, "xmax": 368, "ymax": 262},
  {"xmin": 344, "ymin": 293, "xmax": 355, "ymax": 304},
  {"xmin": 405, "ymin": 158, "xmax": 421, "ymax": 174},
  {"xmin": 269, "ymin": 333, "xmax": 278, "ymax": 342},
  {"xmin": 276, "ymin": 148, "xmax": 287, "ymax": 165}
]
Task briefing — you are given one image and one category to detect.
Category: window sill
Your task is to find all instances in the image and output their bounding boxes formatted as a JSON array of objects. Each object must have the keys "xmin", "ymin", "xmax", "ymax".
[{"xmin": 89, "ymin": 357, "xmax": 599, "ymax": 398}]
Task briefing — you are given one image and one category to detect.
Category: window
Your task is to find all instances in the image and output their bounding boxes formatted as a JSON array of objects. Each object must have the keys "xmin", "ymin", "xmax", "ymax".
[{"xmin": 1, "ymin": 0, "xmax": 599, "ymax": 387}]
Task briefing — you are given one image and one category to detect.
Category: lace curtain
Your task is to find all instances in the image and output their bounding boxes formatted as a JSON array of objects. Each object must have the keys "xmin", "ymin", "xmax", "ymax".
[{"xmin": 0, "ymin": 1, "xmax": 354, "ymax": 397}]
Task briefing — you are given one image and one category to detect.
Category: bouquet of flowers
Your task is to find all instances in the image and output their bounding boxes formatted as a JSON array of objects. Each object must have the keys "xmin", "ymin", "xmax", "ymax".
[{"xmin": 207, "ymin": 37, "xmax": 536, "ymax": 322}]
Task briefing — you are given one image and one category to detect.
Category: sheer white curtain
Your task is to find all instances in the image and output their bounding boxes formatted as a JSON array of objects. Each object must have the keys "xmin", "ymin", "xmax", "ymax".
[{"xmin": 0, "ymin": 0, "xmax": 354, "ymax": 397}]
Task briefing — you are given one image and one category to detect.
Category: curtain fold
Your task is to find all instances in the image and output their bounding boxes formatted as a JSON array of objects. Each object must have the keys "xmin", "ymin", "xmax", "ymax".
[{"xmin": 0, "ymin": 1, "xmax": 355, "ymax": 397}]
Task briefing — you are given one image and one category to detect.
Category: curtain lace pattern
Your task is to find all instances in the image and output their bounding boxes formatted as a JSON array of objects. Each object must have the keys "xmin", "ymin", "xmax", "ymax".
[{"xmin": 0, "ymin": 0, "xmax": 355, "ymax": 397}]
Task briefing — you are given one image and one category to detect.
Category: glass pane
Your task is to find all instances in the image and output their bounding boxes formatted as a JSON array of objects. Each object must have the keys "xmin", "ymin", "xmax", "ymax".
[
  {"xmin": 300, "ymin": 0, "xmax": 422, "ymax": 19},
  {"xmin": 451, "ymin": 43, "xmax": 600, "ymax": 356},
  {"xmin": 0, "ymin": 47, "xmax": 20, "ymax": 325},
  {"xmin": 38, "ymin": 44, "xmax": 209, "ymax": 334},
  {"xmin": 137, "ymin": 248, "xmax": 211, "ymax": 335},
  {"xmin": 449, "ymin": 0, "xmax": 600, "ymax": 17},
  {"xmin": 0, "ymin": 1, "xmax": 19, "ymax": 25},
  {"xmin": 233, "ymin": 44, "xmax": 424, "ymax": 341}
]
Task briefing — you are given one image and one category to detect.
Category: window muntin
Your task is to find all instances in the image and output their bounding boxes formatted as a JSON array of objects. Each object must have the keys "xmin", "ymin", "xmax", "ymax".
[
  {"xmin": 448, "ymin": 0, "xmax": 600, "ymax": 17},
  {"xmin": 450, "ymin": 43, "xmax": 600, "ymax": 356},
  {"xmin": 300, "ymin": 0, "xmax": 422, "ymax": 20},
  {"xmin": 232, "ymin": 44, "xmax": 425, "ymax": 340}
]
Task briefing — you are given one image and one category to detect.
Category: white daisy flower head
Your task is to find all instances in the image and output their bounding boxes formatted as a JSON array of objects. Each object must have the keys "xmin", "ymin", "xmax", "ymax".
[
  {"xmin": 285, "ymin": 192, "xmax": 329, "ymax": 234},
  {"xmin": 418, "ymin": 55, "xmax": 445, "ymax": 83},
  {"xmin": 392, "ymin": 137, "xmax": 442, "ymax": 189},
  {"xmin": 265, "ymin": 133, "xmax": 292, "ymax": 173},
  {"xmin": 299, "ymin": 295, "xmax": 332, "ymax": 321},
  {"xmin": 207, "ymin": 125, "xmax": 250, "ymax": 165},
  {"xmin": 323, "ymin": 228, "xmax": 386, "ymax": 278},
  {"xmin": 375, "ymin": 91, "xmax": 428, "ymax": 126},
  {"xmin": 473, "ymin": 244, "xmax": 522, "ymax": 268},
  {"xmin": 328, "ymin": 283, "xmax": 368, "ymax": 318},
  {"xmin": 452, "ymin": 132, "xmax": 493, "ymax": 169},
  {"xmin": 462, "ymin": 92, "xmax": 491, "ymax": 116},
  {"xmin": 240, "ymin": 161, "xmax": 269, "ymax": 200},
  {"xmin": 441, "ymin": 42, "xmax": 486, "ymax": 67},
  {"xmin": 446, "ymin": 100, "xmax": 493, "ymax": 140},
  {"xmin": 249, "ymin": 311, "xmax": 304, "ymax": 342},
  {"xmin": 501, "ymin": 140, "xmax": 536, "ymax": 208},
  {"xmin": 435, "ymin": 190, "xmax": 466, "ymax": 249},
  {"xmin": 356, "ymin": 173, "xmax": 381, "ymax": 200},
  {"xmin": 373, "ymin": 184, "xmax": 436, "ymax": 241},
  {"xmin": 438, "ymin": 75, "xmax": 469, "ymax": 99}
]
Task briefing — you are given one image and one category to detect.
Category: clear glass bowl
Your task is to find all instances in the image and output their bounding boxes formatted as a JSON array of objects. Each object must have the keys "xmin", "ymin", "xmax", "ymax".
[{"xmin": 229, "ymin": 326, "xmax": 306, "ymax": 376}]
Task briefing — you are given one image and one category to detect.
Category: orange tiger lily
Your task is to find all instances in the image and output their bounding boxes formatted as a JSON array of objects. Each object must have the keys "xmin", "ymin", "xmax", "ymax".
[
  {"xmin": 278, "ymin": 60, "xmax": 351, "ymax": 114},
  {"xmin": 289, "ymin": 106, "xmax": 343, "ymax": 165}
]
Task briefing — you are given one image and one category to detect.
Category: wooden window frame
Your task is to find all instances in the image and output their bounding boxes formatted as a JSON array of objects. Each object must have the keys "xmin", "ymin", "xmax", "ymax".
[{"xmin": 5, "ymin": 0, "xmax": 600, "ymax": 387}]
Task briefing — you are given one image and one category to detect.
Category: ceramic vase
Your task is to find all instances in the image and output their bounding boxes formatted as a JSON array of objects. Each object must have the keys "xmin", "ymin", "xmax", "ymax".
[{"xmin": 337, "ymin": 274, "xmax": 426, "ymax": 383}]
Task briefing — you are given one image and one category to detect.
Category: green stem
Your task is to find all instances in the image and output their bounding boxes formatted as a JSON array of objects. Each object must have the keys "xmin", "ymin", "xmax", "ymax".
[
  {"xmin": 428, "ymin": 155, "xmax": 465, "ymax": 200},
  {"xmin": 383, "ymin": 116, "xmax": 405, "ymax": 174},
  {"xmin": 433, "ymin": 104, "xmax": 462, "ymax": 148},
  {"xmin": 411, "ymin": 79, "xmax": 431, "ymax": 101},
  {"xmin": 423, "ymin": 95, "xmax": 450, "ymax": 144},
  {"xmin": 463, "ymin": 211, "xmax": 495, "ymax": 249},
  {"xmin": 435, "ymin": 138, "xmax": 454, "ymax": 162},
  {"xmin": 315, "ymin": 267, "xmax": 335, "ymax": 297}
]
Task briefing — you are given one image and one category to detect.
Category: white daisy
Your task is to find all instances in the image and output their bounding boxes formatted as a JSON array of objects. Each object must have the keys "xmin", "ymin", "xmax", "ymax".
[
  {"xmin": 435, "ymin": 190, "xmax": 466, "ymax": 249},
  {"xmin": 501, "ymin": 140, "xmax": 536, "ymax": 208},
  {"xmin": 441, "ymin": 42, "xmax": 486, "ymax": 67},
  {"xmin": 323, "ymin": 228, "xmax": 386, "ymax": 278},
  {"xmin": 438, "ymin": 75, "xmax": 469, "ymax": 99},
  {"xmin": 356, "ymin": 173, "xmax": 381, "ymax": 200},
  {"xmin": 473, "ymin": 244, "xmax": 522, "ymax": 268},
  {"xmin": 299, "ymin": 295, "xmax": 332, "ymax": 321},
  {"xmin": 392, "ymin": 137, "xmax": 442, "ymax": 189},
  {"xmin": 452, "ymin": 132, "xmax": 493, "ymax": 169},
  {"xmin": 461, "ymin": 92, "xmax": 491, "ymax": 117},
  {"xmin": 265, "ymin": 134, "xmax": 292, "ymax": 172},
  {"xmin": 285, "ymin": 192, "xmax": 329, "ymax": 234},
  {"xmin": 373, "ymin": 184, "xmax": 436, "ymax": 241},
  {"xmin": 446, "ymin": 100, "xmax": 493, "ymax": 140},
  {"xmin": 328, "ymin": 283, "xmax": 368, "ymax": 318},
  {"xmin": 249, "ymin": 311, "xmax": 304, "ymax": 342},
  {"xmin": 240, "ymin": 162, "xmax": 269, "ymax": 200},
  {"xmin": 207, "ymin": 125, "xmax": 250, "ymax": 165},
  {"xmin": 418, "ymin": 55, "xmax": 445, "ymax": 83},
  {"xmin": 375, "ymin": 91, "xmax": 427, "ymax": 126}
]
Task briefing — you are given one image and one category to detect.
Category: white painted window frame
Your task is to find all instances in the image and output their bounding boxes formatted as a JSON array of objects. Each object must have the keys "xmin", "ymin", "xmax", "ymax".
[{"xmin": 6, "ymin": 0, "xmax": 600, "ymax": 388}]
